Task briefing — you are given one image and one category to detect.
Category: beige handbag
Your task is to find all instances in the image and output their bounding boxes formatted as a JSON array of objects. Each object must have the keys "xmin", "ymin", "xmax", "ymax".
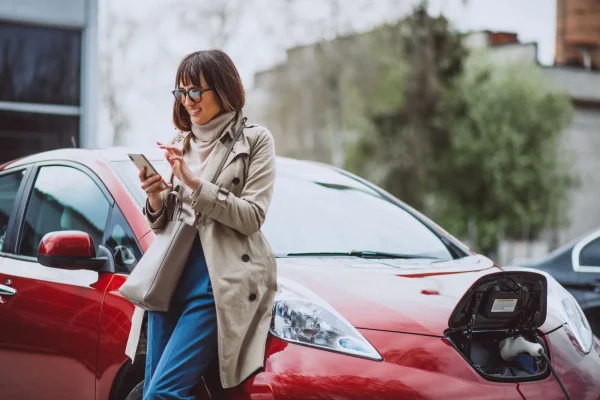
[{"xmin": 119, "ymin": 117, "xmax": 247, "ymax": 312}]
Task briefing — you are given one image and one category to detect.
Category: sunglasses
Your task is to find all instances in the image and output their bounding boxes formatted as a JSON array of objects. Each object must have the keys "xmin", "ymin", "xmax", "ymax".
[{"xmin": 171, "ymin": 87, "xmax": 212, "ymax": 103}]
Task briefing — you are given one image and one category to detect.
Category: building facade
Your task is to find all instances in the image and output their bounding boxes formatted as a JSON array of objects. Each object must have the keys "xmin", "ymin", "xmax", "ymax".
[
  {"xmin": 0, "ymin": 0, "xmax": 99, "ymax": 164},
  {"xmin": 555, "ymin": 0, "xmax": 600, "ymax": 71}
]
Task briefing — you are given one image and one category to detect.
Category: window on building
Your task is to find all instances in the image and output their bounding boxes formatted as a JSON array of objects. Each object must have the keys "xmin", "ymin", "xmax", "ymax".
[
  {"xmin": 0, "ymin": 22, "xmax": 81, "ymax": 105},
  {"xmin": 0, "ymin": 22, "xmax": 82, "ymax": 165},
  {"xmin": 0, "ymin": 111, "xmax": 79, "ymax": 163}
]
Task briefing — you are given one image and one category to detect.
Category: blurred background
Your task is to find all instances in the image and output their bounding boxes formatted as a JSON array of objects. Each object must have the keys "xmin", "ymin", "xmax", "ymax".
[{"xmin": 0, "ymin": 0, "xmax": 599, "ymax": 265}]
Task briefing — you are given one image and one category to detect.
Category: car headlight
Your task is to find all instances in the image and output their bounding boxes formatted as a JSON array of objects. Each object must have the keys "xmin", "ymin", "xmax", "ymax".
[
  {"xmin": 548, "ymin": 277, "xmax": 593, "ymax": 354},
  {"xmin": 270, "ymin": 278, "xmax": 383, "ymax": 361}
]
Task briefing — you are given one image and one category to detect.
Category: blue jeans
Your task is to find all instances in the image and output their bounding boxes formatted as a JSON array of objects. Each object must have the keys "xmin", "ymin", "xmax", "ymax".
[{"xmin": 144, "ymin": 238, "xmax": 218, "ymax": 400}]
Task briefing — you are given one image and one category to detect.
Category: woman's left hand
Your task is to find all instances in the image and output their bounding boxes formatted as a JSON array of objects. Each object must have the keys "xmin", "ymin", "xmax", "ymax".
[{"xmin": 158, "ymin": 142, "xmax": 201, "ymax": 191}]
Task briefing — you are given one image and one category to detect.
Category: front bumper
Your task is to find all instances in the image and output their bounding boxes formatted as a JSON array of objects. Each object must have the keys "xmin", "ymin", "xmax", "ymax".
[{"xmin": 224, "ymin": 329, "xmax": 600, "ymax": 400}]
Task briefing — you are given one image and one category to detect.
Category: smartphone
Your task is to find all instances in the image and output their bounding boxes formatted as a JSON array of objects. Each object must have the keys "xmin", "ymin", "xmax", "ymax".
[{"xmin": 127, "ymin": 153, "xmax": 168, "ymax": 190}]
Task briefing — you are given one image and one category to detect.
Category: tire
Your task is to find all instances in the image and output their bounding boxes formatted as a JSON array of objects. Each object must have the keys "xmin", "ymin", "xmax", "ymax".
[{"xmin": 125, "ymin": 381, "xmax": 144, "ymax": 400}]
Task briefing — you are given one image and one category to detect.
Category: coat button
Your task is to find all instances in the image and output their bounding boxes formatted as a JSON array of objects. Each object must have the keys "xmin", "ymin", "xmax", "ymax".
[
  {"xmin": 232, "ymin": 177, "xmax": 240, "ymax": 185},
  {"xmin": 242, "ymin": 254, "xmax": 250, "ymax": 262},
  {"xmin": 249, "ymin": 293, "xmax": 257, "ymax": 301}
]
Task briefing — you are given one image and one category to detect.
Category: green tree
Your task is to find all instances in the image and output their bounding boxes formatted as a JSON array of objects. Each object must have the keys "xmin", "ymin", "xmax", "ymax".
[
  {"xmin": 345, "ymin": 5, "xmax": 466, "ymax": 210},
  {"xmin": 434, "ymin": 55, "xmax": 577, "ymax": 254},
  {"xmin": 345, "ymin": 6, "xmax": 577, "ymax": 256}
]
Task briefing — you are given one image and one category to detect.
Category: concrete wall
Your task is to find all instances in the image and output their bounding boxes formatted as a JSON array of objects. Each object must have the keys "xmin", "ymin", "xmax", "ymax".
[
  {"xmin": 0, "ymin": 0, "xmax": 86, "ymax": 28},
  {"xmin": 560, "ymin": 107, "xmax": 600, "ymax": 242},
  {"xmin": 544, "ymin": 67, "xmax": 600, "ymax": 101},
  {"xmin": 542, "ymin": 67, "xmax": 600, "ymax": 243},
  {"xmin": 486, "ymin": 43, "xmax": 539, "ymax": 65}
]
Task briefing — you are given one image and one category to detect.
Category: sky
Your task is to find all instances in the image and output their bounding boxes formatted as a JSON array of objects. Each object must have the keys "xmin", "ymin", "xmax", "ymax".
[{"xmin": 97, "ymin": 0, "xmax": 558, "ymax": 147}]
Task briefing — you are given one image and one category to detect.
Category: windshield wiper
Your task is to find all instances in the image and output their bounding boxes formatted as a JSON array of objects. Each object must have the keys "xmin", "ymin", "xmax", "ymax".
[
  {"xmin": 283, "ymin": 250, "xmax": 439, "ymax": 260},
  {"xmin": 349, "ymin": 250, "xmax": 439, "ymax": 259}
]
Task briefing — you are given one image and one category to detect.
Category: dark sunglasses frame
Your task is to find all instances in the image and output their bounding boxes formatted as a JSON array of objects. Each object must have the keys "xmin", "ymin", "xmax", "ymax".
[{"xmin": 171, "ymin": 87, "xmax": 212, "ymax": 103}]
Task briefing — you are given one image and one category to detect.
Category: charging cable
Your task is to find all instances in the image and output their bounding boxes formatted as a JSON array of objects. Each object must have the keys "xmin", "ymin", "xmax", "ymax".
[{"xmin": 499, "ymin": 336, "xmax": 572, "ymax": 400}]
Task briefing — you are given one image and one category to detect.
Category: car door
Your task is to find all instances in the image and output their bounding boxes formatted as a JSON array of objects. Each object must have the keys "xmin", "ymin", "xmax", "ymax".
[
  {"xmin": 572, "ymin": 232, "xmax": 600, "ymax": 334},
  {"xmin": 0, "ymin": 163, "xmax": 114, "ymax": 400},
  {"xmin": 0, "ymin": 167, "xmax": 28, "ymax": 296},
  {"xmin": 0, "ymin": 166, "xmax": 27, "ymax": 258}
]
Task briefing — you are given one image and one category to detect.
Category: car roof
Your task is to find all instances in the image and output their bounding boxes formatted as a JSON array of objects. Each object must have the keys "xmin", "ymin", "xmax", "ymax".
[{"xmin": 2, "ymin": 147, "xmax": 333, "ymax": 176}]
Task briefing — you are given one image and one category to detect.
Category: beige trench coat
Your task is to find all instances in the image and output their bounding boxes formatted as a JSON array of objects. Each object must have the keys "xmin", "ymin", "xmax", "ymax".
[{"xmin": 125, "ymin": 117, "xmax": 278, "ymax": 389}]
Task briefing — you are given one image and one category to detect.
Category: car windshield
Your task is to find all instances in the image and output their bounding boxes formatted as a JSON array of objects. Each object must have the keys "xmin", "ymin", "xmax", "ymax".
[{"xmin": 113, "ymin": 159, "xmax": 453, "ymax": 260}]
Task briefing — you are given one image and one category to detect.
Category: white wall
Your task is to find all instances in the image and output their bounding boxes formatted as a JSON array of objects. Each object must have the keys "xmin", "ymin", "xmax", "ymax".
[{"xmin": 486, "ymin": 43, "xmax": 539, "ymax": 65}]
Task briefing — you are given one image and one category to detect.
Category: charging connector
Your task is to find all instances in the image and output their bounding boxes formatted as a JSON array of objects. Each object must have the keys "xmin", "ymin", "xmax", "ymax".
[
  {"xmin": 499, "ymin": 336, "xmax": 572, "ymax": 400},
  {"xmin": 499, "ymin": 336, "xmax": 543, "ymax": 360}
]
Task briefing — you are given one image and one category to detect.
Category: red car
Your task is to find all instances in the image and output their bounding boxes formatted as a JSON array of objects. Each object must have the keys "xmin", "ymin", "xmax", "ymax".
[{"xmin": 0, "ymin": 147, "xmax": 598, "ymax": 400}]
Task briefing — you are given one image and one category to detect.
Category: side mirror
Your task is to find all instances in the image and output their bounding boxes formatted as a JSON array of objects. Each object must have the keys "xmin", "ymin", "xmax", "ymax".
[{"xmin": 37, "ymin": 231, "xmax": 106, "ymax": 271}]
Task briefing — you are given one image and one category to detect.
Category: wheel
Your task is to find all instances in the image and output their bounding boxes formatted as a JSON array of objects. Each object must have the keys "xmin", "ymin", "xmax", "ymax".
[{"xmin": 125, "ymin": 380, "xmax": 144, "ymax": 400}]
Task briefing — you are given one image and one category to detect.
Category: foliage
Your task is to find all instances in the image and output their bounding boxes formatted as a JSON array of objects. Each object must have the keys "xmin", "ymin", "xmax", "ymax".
[
  {"xmin": 346, "ymin": 6, "xmax": 466, "ymax": 209},
  {"xmin": 433, "ymin": 55, "xmax": 577, "ymax": 253},
  {"xmin": 345, "ymin": 5, "xmax": 577, "ymax": 255}
]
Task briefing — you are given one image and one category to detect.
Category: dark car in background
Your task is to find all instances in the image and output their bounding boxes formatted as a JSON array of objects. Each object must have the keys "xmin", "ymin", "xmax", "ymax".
[{"xmin": 513, "ymin": 229, "xmax": 600, "ymax": 335}]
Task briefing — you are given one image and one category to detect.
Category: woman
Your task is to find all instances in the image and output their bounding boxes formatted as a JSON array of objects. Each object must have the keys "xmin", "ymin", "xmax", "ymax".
[{"xmin": 127, "ymin": 49, "xmax": 277, "ymax": 399}]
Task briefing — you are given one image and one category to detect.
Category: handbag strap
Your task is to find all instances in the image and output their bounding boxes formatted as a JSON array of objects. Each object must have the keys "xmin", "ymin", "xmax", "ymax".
[{"xmin": 166, "ymin": 190, "xmax": 183, "ymax": 221}]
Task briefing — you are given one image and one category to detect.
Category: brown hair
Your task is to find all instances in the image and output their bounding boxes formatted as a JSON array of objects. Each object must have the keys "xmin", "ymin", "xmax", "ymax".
[{"xmin": 172, "ymin": 50, "xmax": 245, "ymax": 151}]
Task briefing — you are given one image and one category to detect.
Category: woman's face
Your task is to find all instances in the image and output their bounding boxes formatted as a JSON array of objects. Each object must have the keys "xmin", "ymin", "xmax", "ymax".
[{"xmin": 179, "ymin": 73, "xmax": 221, "ymax": 125}]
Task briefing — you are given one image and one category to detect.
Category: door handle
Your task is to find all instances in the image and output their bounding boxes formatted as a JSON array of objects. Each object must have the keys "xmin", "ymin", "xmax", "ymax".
[{"xmin": 0, "ymin": 283, "xmax": 16, "ymax": 296}]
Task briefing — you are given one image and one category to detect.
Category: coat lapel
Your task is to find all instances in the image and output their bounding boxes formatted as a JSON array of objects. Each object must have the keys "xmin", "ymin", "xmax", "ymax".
[
  {"xmin": 201, "ymin": 131, "xmax": 251, "ymax": 184},
  {"xmin": 201, "ymin": 139, "xmax": 229, "ymax": 184}
]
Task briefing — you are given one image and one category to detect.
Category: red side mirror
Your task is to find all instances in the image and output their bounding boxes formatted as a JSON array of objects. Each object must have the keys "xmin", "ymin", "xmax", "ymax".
[{"xmin": 38, "ymin": 231, "xmax": 105, "ymax": 271}]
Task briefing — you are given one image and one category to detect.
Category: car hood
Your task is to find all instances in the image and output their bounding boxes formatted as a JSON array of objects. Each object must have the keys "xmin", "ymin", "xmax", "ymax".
[{"xmin": 276, "ymin": 255, "xmax": 564, "ymax": 337}]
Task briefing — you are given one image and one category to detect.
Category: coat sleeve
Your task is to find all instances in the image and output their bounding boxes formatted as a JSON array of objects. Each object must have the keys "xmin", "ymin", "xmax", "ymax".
[
  {"xmin": 143, "ymin": 196, "xmax": 168, "ymax": 233},
  {"xmin": 142, "ymin": 131, "xmax": 183, "ymax": 233},
  {"xmin": 190, "ymin": 128, "xmax": 276, "ymax": 236}
]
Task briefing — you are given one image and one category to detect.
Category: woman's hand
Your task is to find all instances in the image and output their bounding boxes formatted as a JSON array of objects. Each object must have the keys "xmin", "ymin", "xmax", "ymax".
[
  {"xmin": 158, "ymin": 142, "xmax": 202, "ymax": 191},
  {"xmin": 138, "ymin": 167, "xmax": 170, "ymax": 212}
]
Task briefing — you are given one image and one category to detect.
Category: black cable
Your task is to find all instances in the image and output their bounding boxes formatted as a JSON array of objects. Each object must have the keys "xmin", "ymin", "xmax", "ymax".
[
  {"xmin": 539, "ymin": 323, "xmax": 566, "ymax": 337},
  {"xmin": 540, "ymin": 351, "xmax": 572, "ymax": 400}
]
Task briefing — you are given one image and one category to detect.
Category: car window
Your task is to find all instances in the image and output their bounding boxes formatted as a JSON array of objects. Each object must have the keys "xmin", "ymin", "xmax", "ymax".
[
  {"xmin": 112, "ymin": 160, "xmax": 172, "ymax": 206},
  {"xmin": 580, "ymin": 237, "xmax": 600, "ymax": 267},
  {"xmin": 261, "ymin": 171, "xmax": 452, "ymax": 259},
  {"xmin": 0, "ymin": 170, "xmax": 25, "ymax": 252},
  {"xmin": 105, "ymin": 206, "xmax": 142, "ymax": 274},
  {"xmin": 19, "ymin": 166, "xmax": 111, "ymax": 257}
]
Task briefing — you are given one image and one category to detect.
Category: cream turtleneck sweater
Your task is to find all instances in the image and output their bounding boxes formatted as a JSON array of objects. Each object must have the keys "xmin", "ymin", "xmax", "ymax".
[
  {"xmin": 149, "ymin": 110, "xmax": 239, "ymax": 226},
  {"xmin": 184, "ymin": 110, "xmax": 238, "ymax": 176}
]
